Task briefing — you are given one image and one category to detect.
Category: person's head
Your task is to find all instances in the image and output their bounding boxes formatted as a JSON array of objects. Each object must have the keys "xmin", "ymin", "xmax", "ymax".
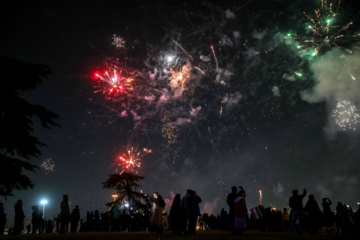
[
  {"xmin": 308, "ymin": 195, "xmax": 315, "ymax": 201},
  {"xmin": 31, "ymin": 205, "xmax": 39, "ymax": 211},
  {"xmin": 238, "ymin": 186, "xmax": 246, "ymax": 197},
  {"xmin": 153, "ymin": 192, "xmax": 158, "ymax": 199},
  {"xmin": 292, "ymin": 190, "xmax": 298, "ymax": 196},
  {"xmin": 63, "ymin": 194, "xmax": 69, "ymax": 201},
  {"xmin": 231, "ymin": 186, "xmax": 237, "ymax": 193}
]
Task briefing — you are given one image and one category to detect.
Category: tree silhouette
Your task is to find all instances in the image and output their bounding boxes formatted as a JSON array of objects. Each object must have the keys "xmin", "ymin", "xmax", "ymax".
[
  {"xmin": 0, "ymin": 56, "xmax": 60, "ymax": 198},
  {"xmin": 102, "ymin": 172, "xmax": 145, "ymax": 209}
]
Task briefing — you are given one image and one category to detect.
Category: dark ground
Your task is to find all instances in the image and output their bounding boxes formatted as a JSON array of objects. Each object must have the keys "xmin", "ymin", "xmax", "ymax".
[{"xmin": 0, "ymin": 230, "xmax": 358, "ymax": 240}]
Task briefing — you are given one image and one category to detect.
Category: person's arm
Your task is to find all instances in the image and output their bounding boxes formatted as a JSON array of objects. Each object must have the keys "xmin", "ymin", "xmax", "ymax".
[{"xmin": 301, "ymin": 189, "xmax": 307, "ymax": 198}]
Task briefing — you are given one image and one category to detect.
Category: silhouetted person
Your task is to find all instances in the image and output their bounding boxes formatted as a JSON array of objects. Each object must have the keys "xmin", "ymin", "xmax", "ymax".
[
  {"xmin": 282, "ymin": 208, "xmax": 290, "ymax": 232},
  {"xmin": 0, "ymin": 201, "xmax": 6, "ymax": 235},
  {"xmin": 180, "ymin": 191, "xmax": 189, "ymax": 234},
  {"xmin": 70, "ymin": 205, "xmax": 80, "ymax": 232},
  {"xmin": 13, "ymin": 199, "xmax": 25, "ymax": 235},
  {"xmin": 26, "ymin": 223, "xmax": 31, "ymax": 234},
  {"xmin": 94, "ymin": 210, "xmax": 101, "ymax": 231},
  {"xmin": 185, "ymin": 190, "xmax": 201, "ymax": 235},
  {"xmin": 234, "ymin": 186, "xmax": 247, "ymax": 235},
  {"xmin": 341, "ymin": 205, "xmax": 354, "ymax": 234},
  {"xmin": 227, "ymin": 186, "xmax": 237, "ymax": 232},
  {"xmin": 289, "ymin": 188, "xmax": 307, "ymax": 233},
  {"xmin": 45, "ymin": 219, "xmax": 54, "ymax": 233},
  {"xmin": 322, "ymin": 197, "xmax": 334, "ymax": 232},
  {"xmin": 111, "ymin": 203, "xmax": 120, "ymax": 232},
  {"xmin": 304, "ymin": 195, "xmax": 321, "ymax": 235},
  {"xmin": 335, "ymin": 202, "xmax": 343, "ymax": 233},
  {"xmin": 31, "ymin": 205, "xmax": 43, "ymax": 234},
  {"xmin": 60, "ymin": 194, "xmax": 70, "ymax": 234},
  {"xmin": 354, "ymin": 204, "xmax": 360, "ymax": 234},
  {"xmin": 169, "ymin": 194, "xmax": 182, "ymax": 234}
]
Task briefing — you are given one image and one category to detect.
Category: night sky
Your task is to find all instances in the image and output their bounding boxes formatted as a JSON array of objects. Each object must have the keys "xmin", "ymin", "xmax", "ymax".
[{"xmin": 1, "ymin": 0, "xmax": 360, "ymax": 225}]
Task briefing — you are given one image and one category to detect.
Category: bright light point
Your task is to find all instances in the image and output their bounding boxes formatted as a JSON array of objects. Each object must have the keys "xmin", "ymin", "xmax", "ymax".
[
  {"xmin": 166, "ymin": 56, "xmax": 174, "ymax": 62},
  {"xmin": 125, "ymin": 203, "xmax": 129, "ymax": 207},
  {"xmin": 287, "ymin": 33, "xmax": 291, "ymax": 37},
  {"xmin": 40, "ymin": 199, "xmax": 48, "ymax": 205}
]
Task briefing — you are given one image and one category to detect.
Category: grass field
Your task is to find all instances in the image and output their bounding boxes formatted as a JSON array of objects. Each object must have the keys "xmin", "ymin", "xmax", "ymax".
[{"xmin": 0, "ymin": 230, "xmax": 358, "ymax": 240}]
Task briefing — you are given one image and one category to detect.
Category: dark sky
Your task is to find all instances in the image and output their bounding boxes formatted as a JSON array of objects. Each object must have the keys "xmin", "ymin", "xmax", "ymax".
[{"xmin": 1, "ymin": 0, "xmax": 360, "ymax": 224}]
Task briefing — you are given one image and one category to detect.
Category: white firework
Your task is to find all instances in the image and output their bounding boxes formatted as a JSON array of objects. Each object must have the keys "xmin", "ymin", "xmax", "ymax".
[{"xmin": 332, "ymin": 100, "xmax": 360, "ymax": 131}]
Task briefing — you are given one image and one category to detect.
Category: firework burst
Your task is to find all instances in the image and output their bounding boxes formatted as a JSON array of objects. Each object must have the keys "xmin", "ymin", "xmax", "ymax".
[
  {"xmin": 285, "ymin": 0, "xmax": 358, "ymax": 57},
  {"xmin": 332, "ymin": 100, "xmax": 360, "ymax": 131},
  {"xmin": 40, "ymin": 157, "xmax": 55, "ymax": 174},
  {"xmin": 112, "ymin": 34, "xmax": 125, "ymax": 49},
  {"xmin": 94, "ymin": 65, "xmax": 133, "ymax": 97},
  {"xmin": 117, "ymin": 147, "xmax": 141, "ymax": 174}
]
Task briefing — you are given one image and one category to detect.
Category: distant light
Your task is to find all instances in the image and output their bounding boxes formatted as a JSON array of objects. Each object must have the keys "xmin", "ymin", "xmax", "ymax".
[
  {"xmin": 166, "ymin": 56, "xmax": 174, "ymax": 62},
  {"xmin": 40, "ymin": 199, "xmax": 48, "ymax": 205},
  {"xmin": 125, "ymin": 203, "xmax": 129, "ymax": 208}
]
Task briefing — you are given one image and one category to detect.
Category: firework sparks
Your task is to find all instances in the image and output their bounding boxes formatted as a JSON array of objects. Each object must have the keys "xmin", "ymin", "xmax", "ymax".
[
  {"xmin": 41, "ymin": 158, "xmax": 55, "ymax": 173},
  {"xmin": 117, "ymin": 147, "xmax": 141, "ymax": 174},
  {"xmin": 112, "ymin": 34, "xmax": 125, "ymax": 49},
  {"xmin": 285, "ymin": 0, "xmax": 356, "ymax": 56},
  {"xmin": 169, "ymin": 65, "xmax": 191, "ymax": 88},
  {"xmin": 332, "ymin": 100, "xmax": 360, "ymax": 130},
  {"xmin": 94, "ymin": 66, "xmax": 133, "ymax": 97}
]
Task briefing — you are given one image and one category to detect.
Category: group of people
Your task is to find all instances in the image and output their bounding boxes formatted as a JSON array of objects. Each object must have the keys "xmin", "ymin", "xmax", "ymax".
[
  {"xmin": 288, "ymin": 188, "xmax": 359, "ymax": 235},
  {"xmin": 1, "ymin": 187, "xmax": 360, "ymax": 235},
  {"xmin": 167, "ymin": 189, "xmax": 202, "ymax": 235}
]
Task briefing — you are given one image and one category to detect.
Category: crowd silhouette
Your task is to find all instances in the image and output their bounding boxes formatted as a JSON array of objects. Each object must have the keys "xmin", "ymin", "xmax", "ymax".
[{"xmin": 1, "ymin": 187, "xmax": 360, "ymax": 236}]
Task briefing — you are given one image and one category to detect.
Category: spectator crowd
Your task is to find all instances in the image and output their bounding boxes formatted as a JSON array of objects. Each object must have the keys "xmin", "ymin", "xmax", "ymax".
[{"xmin": 1, "ymin": 187, "xmax": 359, "ymax": 236}]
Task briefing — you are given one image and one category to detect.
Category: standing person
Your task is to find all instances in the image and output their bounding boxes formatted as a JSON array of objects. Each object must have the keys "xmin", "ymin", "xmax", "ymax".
[
  {"xmin": 289, "ymin": 188, "xmax": 307, "ymax": 234},
  {"xmin": 31, "ymin": 205, "xmax": 43, "ymax": 234},
  {"xmin": 185, "ymin": 190, "xmax": 202, "ymax": 235},
  {"xmin": 149, "ymin": 192, "xmax": 165, "ymax": 233},
  {"xmin": 60, "ymin": 194, "xmax": 70, "ymax": 234},
  {"xmin": 13, "ymin": 199, "xmax": 25, "ymax": 235},
  {"xmin": 111, "ymin": 203, "xmax": 120, "ymax": 232},
  {"xmin": 169, "ymin": 194, "xmax": 182, "ymax": 235},
  {"xmin": 180, "ymin": 191, "xmax": 189, "ymax": 234},
  {"xmin": 162, "ymin": 212, "xmax": 169, "ymax": 231},
  {"xmin": 335, "ymin": 202, "xmax": 343, "ymax": 234},
  {"xmin": 304, "ymin": 195, "xmax": 322, "ymax": 235},
  {"xmin": 226, "ymin": 186, "xmax": 238, "ymax": 232},
  {"xmin": 234, "ymin": 186, "xmax": 247, "ymax": 235},
  {"xmin": 70, "ymin": 205, "xmax": 80, "ymax": 233},
  {"xmin": 0, "ymin": 201, "xmax": 6, "ymax": 235},
  {"xmin": 282, "ymin": 208, "xmax": 290, "ymax": 232},
  {"xmin": 322, "ymin": 198, "xmax": 334, "ymax": 233}
]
